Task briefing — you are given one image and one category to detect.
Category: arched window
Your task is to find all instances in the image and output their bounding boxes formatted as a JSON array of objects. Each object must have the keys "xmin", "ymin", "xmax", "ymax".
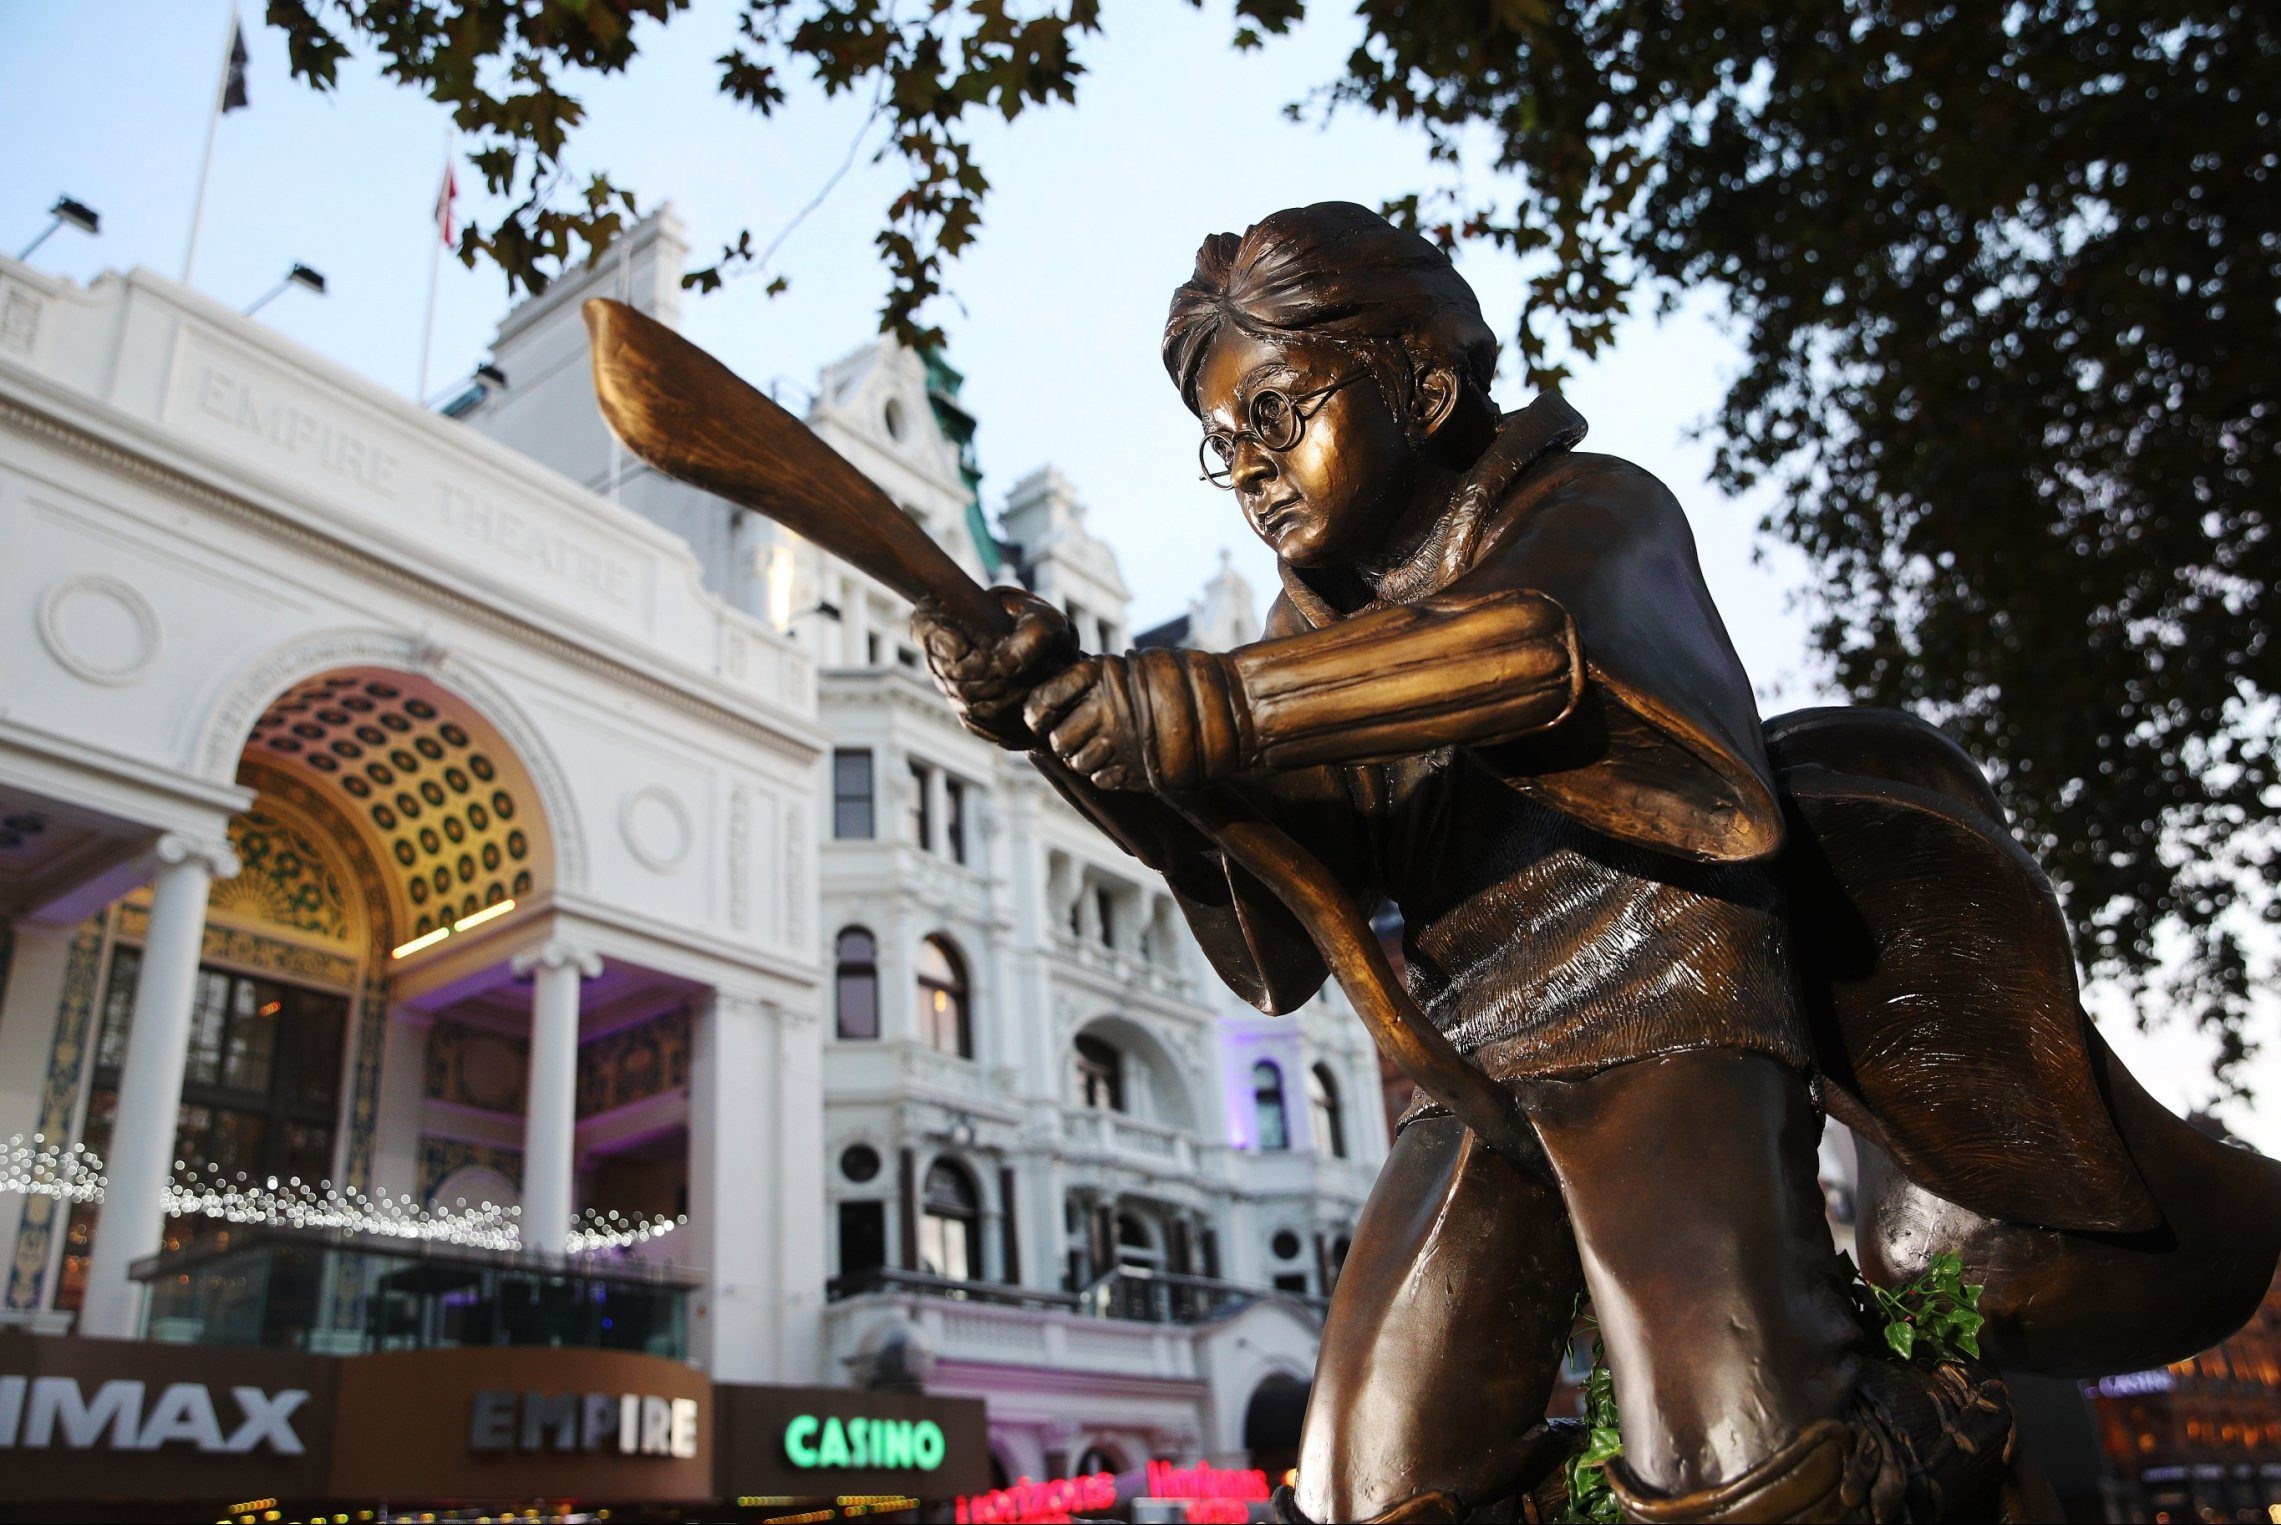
[
  {"xmin": 919, "ymin": 1158, "xmax": 980, "ymax": 1281},
  {"xmin": 1253, "ymin": 1060, "xmax": 1289, "ymax": 1152},
  {"xmin": 834, "ymin": 927, "xmax": 879, "ymax": 1040},
  {"xmin": 1115, "ymin": 1211, "xmax": 1160, "ymax": 1270},
  {"xmin": 1308, "ymin": 1063, "xmax": 1346, "ymax": 1158},
  {"xmin": 1074, "ymin": 1033, "xmax": 1124, "ymax": 1112},
  {"xmin": 916, "ymin": 936, "xmax": 971, "ymax": 1057}
]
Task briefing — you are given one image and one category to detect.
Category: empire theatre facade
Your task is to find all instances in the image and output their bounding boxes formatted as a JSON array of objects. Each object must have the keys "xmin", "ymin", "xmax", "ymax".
[{"xmin": 0, "ymin": 216, "xmax": 1382, "ymax": 1517}]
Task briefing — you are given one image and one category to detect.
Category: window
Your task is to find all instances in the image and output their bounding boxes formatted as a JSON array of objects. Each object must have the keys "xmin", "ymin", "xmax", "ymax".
[
  {"xmin": 918, "ymin": 1159, "xmax": 980, "ymax": 1281},
  {"xmin": 1095, "ymin": 886, "xmax": 1116, "ymax": 949},
  {"xmin": 1116, "ymin": 1212, "xmax": 1158, "ymax": 1270},
  {"xmin": 944, "ymin": 778, "xmax": 968, "ymax": 865},
  {"xmin": 1309, "ymin": 1064, "xmax": 1346, "ymax": 1158},
  {"xmin": 1253, "ymin": 1061, "xmax": 1289, "ymax": 1152},
  {"xmin": 916, "ymin": 936, "xmax": 970, "ymax": 1057},
  {"xmin": 833, "ymin": 750, "xmax": 875, "ymax": 839},
  {"xmin": 834, "ymin": 928, "xmax": 880, "ymax": 1041},
  {"xmin": 839, "ymin": 1200, "xmax": 887, "ymax": 1280},
  {"xmin": 59, "ymin": 947, "xmax": 347, "ymax": 1311},
  {"xmin": 1074, "ymin": 1034, "xmax": 1124, "ymax": 1112},
  {"xmin": 907, "ymin": 760, "xmax": 932, "ymax": 849}
]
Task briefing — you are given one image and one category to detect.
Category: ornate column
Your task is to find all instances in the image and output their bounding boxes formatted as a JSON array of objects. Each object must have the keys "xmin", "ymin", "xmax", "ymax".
[
  {"xmin": 842, "ymin": 573, "xmax": 869, "ymax": 666},
  {"xmin": 79, "ymin": 833, "xmax": 237, "ymax": 1338},
  {"xmin": 0, "ymin": 920, "xmax": 80, "ymax": 1144},
  {"xmin": 365, "ymin": 1006, "xmax": 434, "ymax": 1201},
  {"xmin": 512, "ymin": 936, "xmax": 599, "ymax": 1253}
]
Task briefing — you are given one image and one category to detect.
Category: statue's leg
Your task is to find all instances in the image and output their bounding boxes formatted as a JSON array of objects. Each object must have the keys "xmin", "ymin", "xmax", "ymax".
[
  {"xmin": 1526, "ymin": 1048, "xmax": 2012, "ymax": 1522},
  {"xmin": 1291, "ymin": 1112, "xmax": 1582, "ymax": 1523},
  {"xmin": 1523, "ymin": 1047, "xmax": 1862, "ymax": 1495}
]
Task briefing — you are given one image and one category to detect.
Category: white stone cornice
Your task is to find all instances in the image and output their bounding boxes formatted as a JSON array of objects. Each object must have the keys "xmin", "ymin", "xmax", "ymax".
[
  {"xmin": 0, "ymin": 388, "xmax": 825, "ymax": 769},
  {"xmin": 154, "ymin": 830, "xmax": 240, "ymax": 881},
  {"xmin": 511, "ymin": 936, "xmax": 602, "ymax": 980}
]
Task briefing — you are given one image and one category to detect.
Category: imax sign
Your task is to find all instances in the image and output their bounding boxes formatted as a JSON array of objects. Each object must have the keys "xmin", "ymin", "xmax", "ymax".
[{"xmin": 0, "ymin": 1377, "xmax": 309, "ymax": 1454}]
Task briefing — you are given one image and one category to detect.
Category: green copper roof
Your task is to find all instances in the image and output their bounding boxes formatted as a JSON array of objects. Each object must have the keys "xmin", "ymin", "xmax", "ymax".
[{"xmin": 922, "ymin": 346, "xmax": 1008, "ymax": 576}]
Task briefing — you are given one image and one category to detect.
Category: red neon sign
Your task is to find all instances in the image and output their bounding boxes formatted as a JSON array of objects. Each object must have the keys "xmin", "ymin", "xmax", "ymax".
[
  {"xmin": 955, "ymin": 1459, "xmax": 1272, "ymax": 1524},
  {"xmin": 955, "ymin": 1471, "xmax": 1116, "ymax": 1524},
  {"xmin": 1145, "ymin": 1460, "xmax": 1271, "ymax": 1502}
]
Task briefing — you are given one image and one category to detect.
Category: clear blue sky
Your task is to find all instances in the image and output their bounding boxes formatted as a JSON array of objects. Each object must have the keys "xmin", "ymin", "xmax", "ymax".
[{"xmin": 6, "ymin": 0, "xmax": 2270, "ymax": 1140}]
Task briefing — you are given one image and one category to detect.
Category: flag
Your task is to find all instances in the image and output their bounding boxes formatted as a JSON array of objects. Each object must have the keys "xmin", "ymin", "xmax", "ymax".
[
  {"xmin": 220, "ymin": 20, "xmax": 249, "ymax": 112},
  {"xmin": 434, "ymin": 157, "xmax": 459, "ymax": 248}
]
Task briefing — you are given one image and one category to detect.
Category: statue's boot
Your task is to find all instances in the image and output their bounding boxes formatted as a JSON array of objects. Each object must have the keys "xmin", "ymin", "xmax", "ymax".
[
  {"xmin": 1604, "ymin": 1357, "xmax": 2013, "ymax": 1524},
  {"xmin": 1270, "ymin": 1421, "xmax": 1579, "ymax": 1523}
]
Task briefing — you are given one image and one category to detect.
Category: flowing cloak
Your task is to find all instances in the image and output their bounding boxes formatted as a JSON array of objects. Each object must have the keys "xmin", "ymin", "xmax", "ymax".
[
  {"xmin": 1770, "ymin": 706, "xmax": 2281, "ymax": 1375},
  {"xmin": 1090, "ymin": 393, "xmax": 2281, "ymax": 1377}
]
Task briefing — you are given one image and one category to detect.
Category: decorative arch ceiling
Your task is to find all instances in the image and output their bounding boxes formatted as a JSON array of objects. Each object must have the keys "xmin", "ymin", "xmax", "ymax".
[
  {"xmin": 238, "ymin": 668, "xmax": 554, "ymax": 944},
  {"xmin": 208, "ymin": 795, "xmax": 366, "ymax": 949}
]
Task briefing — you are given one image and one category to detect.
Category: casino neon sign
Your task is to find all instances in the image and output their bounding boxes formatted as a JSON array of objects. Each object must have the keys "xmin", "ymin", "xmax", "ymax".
[{"xmin": 782, "ymin": 1413, "xmax": 947, "ymax": 1471}]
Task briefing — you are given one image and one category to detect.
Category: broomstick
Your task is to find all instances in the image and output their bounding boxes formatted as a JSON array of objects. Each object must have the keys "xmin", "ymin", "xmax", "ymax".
[{"xmin": 582, "ymin": 297, "xmax": 1538, "ymax": 1163}]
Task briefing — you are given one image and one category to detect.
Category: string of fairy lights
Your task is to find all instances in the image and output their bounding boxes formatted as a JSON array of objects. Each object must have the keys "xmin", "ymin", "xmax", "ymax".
[{"xmin": 0, "ymin": 1133, "xmax": 683, "ymax": 1255}]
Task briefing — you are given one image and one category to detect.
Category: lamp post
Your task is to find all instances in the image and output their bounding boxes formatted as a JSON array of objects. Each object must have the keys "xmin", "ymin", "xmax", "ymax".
[
  {"xmin": 17, "ymin": 196, "xmax": 100, "ymax": 260},
  {"xmin": 244, "ymin": 262, "xmax": 327, "ymax": 316}
]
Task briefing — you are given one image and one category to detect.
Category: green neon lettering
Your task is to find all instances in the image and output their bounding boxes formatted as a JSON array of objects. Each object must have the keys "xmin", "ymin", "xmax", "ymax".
[
  {"xmin": 851, "ymin": 1416, "xmax": 869, "ymax": 1468},
  {"xmin": 784, "ymin": 1414, "xmax": 819, "ymax": 1467},
  {"xmin": 817, "ymin": 1416, "xmax": 853, "ymax": 1467},
  {"xmin": 913, "ymin": 1420, "xmax": 946, "ymax": 1469},
  {"xmin": 879, "ymin": 1419, "xmax": 913, "ymax": 1468}
]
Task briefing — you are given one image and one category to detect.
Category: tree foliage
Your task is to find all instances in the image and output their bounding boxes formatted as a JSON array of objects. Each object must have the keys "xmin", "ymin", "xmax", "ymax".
[{"xmin": 270, "ymin": 0, "xmax": 2279, "ymax": 1086}]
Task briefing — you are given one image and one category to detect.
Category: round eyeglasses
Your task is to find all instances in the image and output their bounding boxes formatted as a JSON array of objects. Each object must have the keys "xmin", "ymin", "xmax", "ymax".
[{"xmin": 1198, "ymin": 371, "xmax": 1370, "ymax": 488}]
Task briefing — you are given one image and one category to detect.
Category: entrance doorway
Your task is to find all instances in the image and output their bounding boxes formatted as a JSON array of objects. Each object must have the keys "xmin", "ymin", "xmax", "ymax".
[{"xmin": 58, "ymin": 947, "xmax": 348, "ymax": 1313}]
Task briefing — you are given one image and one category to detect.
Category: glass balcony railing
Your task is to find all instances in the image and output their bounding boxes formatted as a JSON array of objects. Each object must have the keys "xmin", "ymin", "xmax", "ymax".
[
  {"xmin": 825, "ymin": 1265, "xmax": 1325, "ymax": 1324},
  {"xmin": 129, "ymin": 1223, "xmax": 698, "ymax": 1358}
]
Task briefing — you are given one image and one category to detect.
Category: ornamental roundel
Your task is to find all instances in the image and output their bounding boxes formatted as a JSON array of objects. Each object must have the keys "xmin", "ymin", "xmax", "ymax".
[{"xmin": 245, "ymin": 670, "xmax": 546, "ymax": 938}]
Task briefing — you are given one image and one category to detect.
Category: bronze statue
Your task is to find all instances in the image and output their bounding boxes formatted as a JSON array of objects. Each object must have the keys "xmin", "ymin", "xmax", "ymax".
[{"xmin": 583, "ymin": 202, "xmax": 2281, "ymax": 1525}]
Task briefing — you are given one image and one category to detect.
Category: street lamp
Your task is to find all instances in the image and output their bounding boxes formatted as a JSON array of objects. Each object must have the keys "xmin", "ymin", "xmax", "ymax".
[
  {"xmin": 245, "ymin": 262, "xmax": 327, "ymax": 316},
  {"xmin": 17, "ymin": 196, "xmax": 101, "ymax": 260}
]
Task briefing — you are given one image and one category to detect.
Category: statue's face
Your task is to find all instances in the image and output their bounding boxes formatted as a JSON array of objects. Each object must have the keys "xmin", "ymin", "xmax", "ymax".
[{"xmin": 1195, "ymin": 327, "xmax": 1416, "ymax": 568}]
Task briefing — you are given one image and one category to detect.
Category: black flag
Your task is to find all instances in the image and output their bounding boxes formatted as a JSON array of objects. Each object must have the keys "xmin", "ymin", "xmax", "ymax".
[{"xmin": 221, "ymin": 21, "xmax": 249, "ymax": 112}]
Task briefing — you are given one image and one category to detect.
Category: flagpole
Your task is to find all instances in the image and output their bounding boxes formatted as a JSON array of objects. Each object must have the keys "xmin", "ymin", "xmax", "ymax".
[
  {"xmin": 417, "ymin": 129, "xmax": 451, "ymax": 403},
  {"xmin": 182, "ymin": 2, "xmax": 239, "ymax": 284}
]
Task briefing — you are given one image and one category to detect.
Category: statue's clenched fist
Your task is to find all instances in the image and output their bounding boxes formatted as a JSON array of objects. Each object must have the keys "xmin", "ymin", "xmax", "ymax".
[
  {"xmin": 1023, "ymin": 657, "xmax": 1148, "ymax": 792},
  {"xmin": 912, "ymin": 589, "xmax": 1080, "ymax": 748}
]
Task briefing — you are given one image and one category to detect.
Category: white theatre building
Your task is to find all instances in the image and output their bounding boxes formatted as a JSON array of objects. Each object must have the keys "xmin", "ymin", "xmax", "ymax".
[{"xmin": 0, "ymin": 210, "xmax": 1384, "ymax": 1480}]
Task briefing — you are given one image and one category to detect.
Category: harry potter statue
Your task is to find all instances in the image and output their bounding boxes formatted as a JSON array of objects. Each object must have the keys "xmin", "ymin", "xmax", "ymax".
[{"xmin": 913, "ymin": 203, "xmax": 2281, "ymax": 1524}]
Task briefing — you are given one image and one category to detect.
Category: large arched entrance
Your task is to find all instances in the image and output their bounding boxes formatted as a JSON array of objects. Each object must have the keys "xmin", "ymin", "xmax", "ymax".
[{"xmin": 24, "ymin": 663, "xmax": 590, "ymax": 1337}]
